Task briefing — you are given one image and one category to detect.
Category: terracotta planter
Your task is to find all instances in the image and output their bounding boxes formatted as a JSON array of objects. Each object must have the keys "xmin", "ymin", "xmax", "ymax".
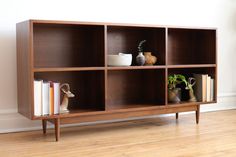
[
  {"xmin": 144, "ymin": 52, "xmax": 157, "ymax": 65},
  {"xmin": 168, "ymin": 88, "xmax": 181, "ymax": 103}
]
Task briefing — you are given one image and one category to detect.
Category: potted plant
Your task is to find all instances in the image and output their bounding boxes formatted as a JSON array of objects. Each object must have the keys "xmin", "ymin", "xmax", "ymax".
[{"xmin": 168, "ymin": 74, "xmax": 187, "ymax": 103}]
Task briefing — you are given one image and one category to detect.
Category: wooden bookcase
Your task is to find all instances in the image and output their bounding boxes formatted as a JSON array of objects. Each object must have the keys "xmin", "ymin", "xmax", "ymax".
[{"xmin": 16, "ymin": 20, "xmax": 217, "ymax": 141}]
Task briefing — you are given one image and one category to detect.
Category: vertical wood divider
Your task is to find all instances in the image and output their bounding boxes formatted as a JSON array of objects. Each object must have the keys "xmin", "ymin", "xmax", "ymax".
[
  {"xmin": 215, "ymin": 29, "xmax": 218, "ymax": 101},
  {"xmin": 165, "ymin": 68, "xmax": 168, "ymax": 105},
  {"xmin": 165, "ymin": 27, "xmax": 168, "ymax": 66},
  {"xmin": 104, "ymin": 25, "xmax": 108, "ymax": 111},
  {"xmin": 165, "ymin": 27, "xmax": 168, "ymax": 105},
  {"xmin": 30, "ymin": 21, "xmax": 35, "ymax": 118}
]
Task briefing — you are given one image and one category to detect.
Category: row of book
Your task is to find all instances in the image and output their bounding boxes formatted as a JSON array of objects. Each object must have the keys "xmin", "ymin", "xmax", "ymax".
[
  {"xmin": 34, "ymin": 80, "xmax": 60, "ymax": 116},
  {"xmin": 193, "ymin": 74, "xmax": 214, "ymax": 102}
]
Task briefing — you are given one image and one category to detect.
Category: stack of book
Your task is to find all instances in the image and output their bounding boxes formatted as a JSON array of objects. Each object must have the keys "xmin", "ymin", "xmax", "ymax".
[
  {"xmin": 193, "ymin": 74, "xmax": 214, "ymax": 102},
  {"xmin": 34, "ymin": 80, "xmax": 60, "ymax": 116}
]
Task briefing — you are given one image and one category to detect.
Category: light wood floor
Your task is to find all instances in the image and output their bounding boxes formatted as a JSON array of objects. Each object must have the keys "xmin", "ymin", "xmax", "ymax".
[{"xmin": 1, "ymin": 110, "xmax": 236, "ymax": 157}]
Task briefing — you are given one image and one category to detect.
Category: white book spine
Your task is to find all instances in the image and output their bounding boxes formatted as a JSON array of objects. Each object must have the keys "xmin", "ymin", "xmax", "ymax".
[
  {"xmin": 34, "ymin": 80, "xmax": 42, "ymax": 116},
  {"xmin": 42, "ymin": 82, "xmax": 50, "ymax": 115},
  {"xmin": 54, "ymin": 82, "xmax": 60, "ymax": 114}
]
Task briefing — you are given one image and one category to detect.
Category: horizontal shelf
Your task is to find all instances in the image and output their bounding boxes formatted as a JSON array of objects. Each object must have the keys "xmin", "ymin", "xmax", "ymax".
[
  {"xmin": 167, "ymin": 101, "xmax": 216, "ymax": 106},
  {"xmin": 34, "ymin": 65, "xmax": 216, "ymax": 72},
  {"xmin": 106, "ymin": 103, "xmax": 165, "ymax": 111},
  {"xmin": 107, "ymin": 65, "xmax": 166, "ymax": 70},
  {"xmin": 33, "ymin": 102, "xmax": 206, "ymax": 120},
  {"xmin": 33, "ymin": 67, "xmax": 105, "ymax": 72},
  {"xmin": 33, "ymin": 109, "xmax": 103, "ymax": 120},
  {"xmin": 33, "ymin": 105, "xmax": 167, "ymax": 120},
  {"xmin": 167, "ymin": 64, "xmax": 216, "ymax": 68},
  {"xmin": 198, "ymin": 101, "xmax": 217, "ymax": 105},
  {"xmin": 167, "ymin": 101, "xmax": 199, "ymax": 106}
]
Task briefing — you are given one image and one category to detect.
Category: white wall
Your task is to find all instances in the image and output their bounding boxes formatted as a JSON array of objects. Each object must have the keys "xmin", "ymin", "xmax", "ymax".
[{"xmin": 0, "ymin": 0, "xmax": 236, "ymax": 132}]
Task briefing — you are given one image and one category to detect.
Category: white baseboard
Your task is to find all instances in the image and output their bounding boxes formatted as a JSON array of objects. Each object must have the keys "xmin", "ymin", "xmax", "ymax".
[
  {"xmin": 0, "ymin": 94, "xmax": 236, "ymax": 133},
  {"xmin": 0, "ymin": 108, "xmax": 17, "ymax": 114}
]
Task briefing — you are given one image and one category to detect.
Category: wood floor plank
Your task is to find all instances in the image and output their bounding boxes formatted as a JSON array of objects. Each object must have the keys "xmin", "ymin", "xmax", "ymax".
[{"xmin": 1, "ymin": 110, "xmax": 236, "ymax": 157}]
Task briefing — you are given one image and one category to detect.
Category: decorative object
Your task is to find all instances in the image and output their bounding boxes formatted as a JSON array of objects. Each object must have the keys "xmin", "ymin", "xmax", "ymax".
[
  {"xmin": 168, "ymin": 74, "xmax": 187, "ymax": 103},
  {"xmin": 60, "ymin": 83, "xmax": 75, "ymax": 113},
  {"xmin": 185, "ymin": 77, "xmax": 197, "ymax": 102},
  {"xmin": 168, "ymin": 88, "xmax": 181, "ymax": 103},
  {"xmin": 136, "ymin": 40, "xmax": 146, "ymax": 66},
  {"xmin": 136, "ymin": 52, "xmax": 145, "ymax": 66},
  {"xmin": 108, "ymin": 53, "xmax": 132, "ymax": 66},
  {"xmin": 144, "ymin": 52, "xmax": 157, "ymax": 65}
]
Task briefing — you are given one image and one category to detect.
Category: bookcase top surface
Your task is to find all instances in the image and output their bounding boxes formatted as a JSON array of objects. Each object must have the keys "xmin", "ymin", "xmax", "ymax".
[{"xmin": 17, "ymin": 19, "xmax": 217, "ymax": 30}]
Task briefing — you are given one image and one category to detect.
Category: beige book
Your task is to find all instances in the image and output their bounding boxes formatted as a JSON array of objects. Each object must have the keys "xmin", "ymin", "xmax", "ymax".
[
  {"xmin": 193, "ymin": 74, "xmax": 208, "ymax": 102},
  {"xmin": 202, "ymin": 74, "xmax": 208, "ymax": 102},
  {"xmin": 210, "ymin": 79, "xmax": 214, "ymax": 101},
  {"xmin": 206, "ymin": 76, "xmax": 211, "ymax": 102}
]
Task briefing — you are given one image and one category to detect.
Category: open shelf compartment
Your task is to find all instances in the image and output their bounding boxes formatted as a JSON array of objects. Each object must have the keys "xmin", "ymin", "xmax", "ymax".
[
  {"xmin": 34, "ymin": 71, "xmax": 105, "ymax": 114},
  {"xmin": 106, "ymin": 69, "xmax": 166, "ymax": 110},
  {"xmin": 107, "ymin": 26, "xmax": 166, "ymax": 66},
  {"xmin": 167, "ymin": 28, "xmax": 216, "ymax": 65},
  {"xmin": 33, "ymin": 23, "xmax": 105, "ymax": 68},
  {"xmin": 168, "ymin": 67, "xmax": 216, "ymax": 104}
]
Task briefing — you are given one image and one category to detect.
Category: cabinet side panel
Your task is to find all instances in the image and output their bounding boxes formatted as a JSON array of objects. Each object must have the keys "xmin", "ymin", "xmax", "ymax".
[
  {"xmin": 16, "ymin": 21, "xmax": 32, "ymax": 119},
  {"xmin": 215, "ymin": 29, "xmax": 218, "ymax": 102}
]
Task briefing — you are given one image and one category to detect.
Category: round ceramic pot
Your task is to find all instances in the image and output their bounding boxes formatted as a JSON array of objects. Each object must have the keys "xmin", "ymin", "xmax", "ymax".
[
  {"xmin": 144, "ymin": 52, "xmax": 157, "ymax": 65},
  {"xmin": 108, "ymin": 53, "xmax": 132, "ymax": 66},
  {"xmin": 168, "ymin": 88, "xmax": 181, "ymax": 103}
]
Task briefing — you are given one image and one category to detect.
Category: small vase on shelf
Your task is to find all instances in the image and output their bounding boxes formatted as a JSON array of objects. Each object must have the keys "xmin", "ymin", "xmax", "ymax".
[
  {"xmin": 136, "ymin": 52, "xmax": 145, "ymax": 66},
  {"xmin": 144, "ymin": 52, "xmax": 157, "ymax": 65},
  {"xmin": 136, "ymin": 40, "xmax": 147, "ymax": 66}
]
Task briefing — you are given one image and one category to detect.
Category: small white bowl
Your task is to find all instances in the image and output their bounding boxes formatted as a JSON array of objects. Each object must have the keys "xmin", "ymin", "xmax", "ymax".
[{"xmin": 108, "ymin": 53, "xmax": 132, "ymax": 66}]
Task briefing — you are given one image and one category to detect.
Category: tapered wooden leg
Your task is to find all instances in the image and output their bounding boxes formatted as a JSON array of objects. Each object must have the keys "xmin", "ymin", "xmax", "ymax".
[
  {"xmin": 54, "ymin": 118, "xmax": 60, "ymax": 141},
  {"xmin": 196, "ymin": 105, "xmax": 200, "ymax": 124},
  {"xmin": 42, "ymin": 119, "xmax": 47, "ymax": 134},
  {"xmin": 176, "ymin": 113, "xmax": 179, "ymax": 119}
]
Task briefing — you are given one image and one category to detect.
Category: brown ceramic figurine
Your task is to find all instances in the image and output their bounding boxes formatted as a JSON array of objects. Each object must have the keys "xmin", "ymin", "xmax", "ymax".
[
  {"xmin": 144, "ymin": 52, "xmax": 157, "ymax": 65},
  {"xmin": 185, "ymin": 77, "xmax": 197, "ymax": 102},
  {"xmin": 60, "ymin": 83, "xmax": 75, "ymax": 113}
]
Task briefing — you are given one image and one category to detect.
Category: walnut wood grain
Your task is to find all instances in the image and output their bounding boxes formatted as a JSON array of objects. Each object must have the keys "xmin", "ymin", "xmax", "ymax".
[
  {"xmin": 33, "ymin": 23, "xmax": 105, "ymax": 68},
  {"xmin": 167, "ymin": 28, "xmax": 216, "ymax": 65},
  {"xmin": 107, "ymin": 26, "xmax": 166, "ymax": 66},
  {"xmin": 42, "ymin": 119, "xmax": 47, "ymax": 134},
  {"xmin": 16, "ymin": 20, "xmax": 217, "ymax": 141},
  {"xmin": 16, "ymin": 20, "xmax": 33, "ymax": 119}
]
